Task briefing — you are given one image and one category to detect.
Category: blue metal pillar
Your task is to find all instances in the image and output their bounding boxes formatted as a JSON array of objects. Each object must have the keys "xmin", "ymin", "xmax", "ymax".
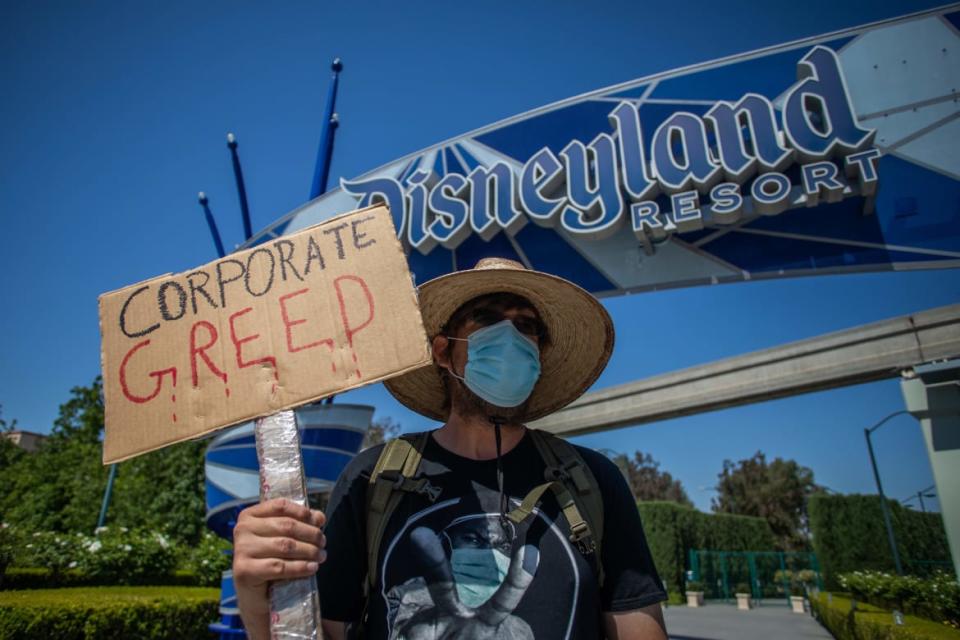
[
  {"xmin": 198, "ymin": 192, "xmax": 226, "ymax": 258},
  {"xmin": 96, "ymin": 463, "xmax": 118, "ymax": 530},
  {"xmin": 227, "ymin": 133, "xmax": 253, "ymax": 241},
  {"xmin": 309, "ymin": 58, "xmax": 343, "ymax": 200}
]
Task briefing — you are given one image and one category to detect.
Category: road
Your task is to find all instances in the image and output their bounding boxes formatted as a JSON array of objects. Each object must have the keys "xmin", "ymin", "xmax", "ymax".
[{"xmin": 664, "ymin": 602, "xmax": 833, "ymax": 640}]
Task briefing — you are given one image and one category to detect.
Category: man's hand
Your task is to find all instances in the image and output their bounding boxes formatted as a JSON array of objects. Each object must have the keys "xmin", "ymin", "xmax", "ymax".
[{"xmin": 233, "ymin": 498, "xmax": 327, "ymax": 640}]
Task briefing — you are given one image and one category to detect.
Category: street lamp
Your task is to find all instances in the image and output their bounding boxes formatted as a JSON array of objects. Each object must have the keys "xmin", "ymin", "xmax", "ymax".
[
  {"xmin": 903, "ymin": 485, "xmax": 937, "ymax": 513},
  {"xmin": 864, "ymin": 410, "xmax": 911, "ymax": 575}
]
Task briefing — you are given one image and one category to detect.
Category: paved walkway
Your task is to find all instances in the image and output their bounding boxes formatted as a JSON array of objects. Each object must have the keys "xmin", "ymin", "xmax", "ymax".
[{"xmin": 664, "ymin": 602, "xmax": 833, "ymax": 640}]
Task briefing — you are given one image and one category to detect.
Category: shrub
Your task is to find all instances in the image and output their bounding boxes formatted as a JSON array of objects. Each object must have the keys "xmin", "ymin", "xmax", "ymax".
[
  {"xmin": 808, "ymin": 494, "xmax": 951, "ymax": 588},
  {"xmin": 797, "ymin": 569, "xmax": 818, "ymax": 587},
  {"xmin": 735, "ymin": 582, "xmax": 750, "ymax": 595},
  {"xmin": 3, "ymin": 568, "xmax": 89, "ymax": 590},
  {"xmin": 637, "ymin": 501, "xmax": 776, "ymax": 595},
  {"xmin": 637, "ymin": 502, "xmax": 685, "ymax": 596},
  {"xmin": 77, "ymin": 527, "xmax": 177, "ymax": 584},
  {"xmin": 0, "ymin": 524, "xmax": 13, "ymax": 585},
  {"xmin": 16, "ymin": 530, "xmax": 79, "ymax": 573},
  {"xmin": 774, "ymin": 568, "xmax": 818, "ymax": 596},
  {"xmin": 810, "ymin": 591, "xmax": 960, "ymax": 640},
  {"xmin": 9, "ymin": 526, "xmax": 183, "ymax": 586},
  {"xmin": 3, "ymin": 524, "xmax": 235, "ymax": 588},
  {"xmin": 1, "ymin": 567, "xmax": 204, "ymax": 590},
  {"xmin": 685, "ymin": 580, "xmax": 703, "ymax": 592},
  {"xmin": 838, "ymin": 571, "xmax": 959, "ymax": 628},
  {"xmin": 0, "ymin": 586, "xmax": 219, "ymax": 639},
  {"xmin": 178, "ymin": 530, "xmax": 231, "ymax": 587}
]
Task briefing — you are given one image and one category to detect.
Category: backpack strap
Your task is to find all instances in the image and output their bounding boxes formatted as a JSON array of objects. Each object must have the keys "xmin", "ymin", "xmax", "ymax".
[
  {"xmin": 364, "ymin": 432, "xmax": 437, "ymax": 596},
  {"xmin": 509, "ymin": 429, "xmax": 606, "ymax": 586}
]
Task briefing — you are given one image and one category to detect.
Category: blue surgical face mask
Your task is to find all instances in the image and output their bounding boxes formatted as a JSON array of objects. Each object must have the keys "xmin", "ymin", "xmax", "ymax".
[
  {"xmin": 447, "ymin": 319, "xmax": 541, "ymax": 408},
  {"xmin": 450, "ymin": 547, "xmax": 510, "ymax": 607}
]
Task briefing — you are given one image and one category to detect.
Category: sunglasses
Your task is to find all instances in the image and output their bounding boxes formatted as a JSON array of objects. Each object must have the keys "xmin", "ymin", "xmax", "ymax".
[{"xmin": 469, "ymin": 307, "xmax": 548, "ymax": 340}]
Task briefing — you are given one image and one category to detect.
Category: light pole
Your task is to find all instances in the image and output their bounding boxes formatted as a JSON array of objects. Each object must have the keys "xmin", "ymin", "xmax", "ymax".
[
  {"xmin": 864, "ymin": 410, "xmax": 910, "ymax": 575},
  {"xmin": 903, "ymin": 485, "xmax": 936, "ymax": 513}
]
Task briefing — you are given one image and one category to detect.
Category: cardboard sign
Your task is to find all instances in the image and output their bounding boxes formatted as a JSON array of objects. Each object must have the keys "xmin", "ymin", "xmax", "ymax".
[{"xmin": 99, "ymin": 204, "xmax": 431, "ymax": 464}]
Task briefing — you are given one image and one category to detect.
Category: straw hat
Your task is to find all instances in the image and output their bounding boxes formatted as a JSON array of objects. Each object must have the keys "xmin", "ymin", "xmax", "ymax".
[{"xmin": 384, "ymin": 258, "xmax": 614, "ymax": 422}]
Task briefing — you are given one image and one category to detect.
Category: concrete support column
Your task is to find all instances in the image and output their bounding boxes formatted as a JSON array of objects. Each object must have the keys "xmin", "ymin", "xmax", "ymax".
[{"xmin": 900, "ymin": 360, "xmax": 960, "ymax": 580}]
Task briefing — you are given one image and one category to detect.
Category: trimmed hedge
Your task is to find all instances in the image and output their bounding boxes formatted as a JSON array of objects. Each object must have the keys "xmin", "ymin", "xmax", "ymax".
[
  {"xmin": 808, "ymin": 494, "xmax": 951, "ymax": 589},
  {"xmin": 637, "ymin": 501, "xmax": 776, "ymax": 595},
  {"xmin": 0, "ymin": 586, "xmax": 219, "ymax": 639},
  {"xmin": 810, "ymin": 592, "xmax": 960, "ymax": 640},
  {"xmin": 1, "ymin": 567, "xmax": 203, "ymax": 590}
]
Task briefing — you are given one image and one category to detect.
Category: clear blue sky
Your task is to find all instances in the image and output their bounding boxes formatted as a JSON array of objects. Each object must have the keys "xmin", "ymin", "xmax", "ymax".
[{"xmin": 2, "ymin": 1, "xmax": 957, "ymax": 512}]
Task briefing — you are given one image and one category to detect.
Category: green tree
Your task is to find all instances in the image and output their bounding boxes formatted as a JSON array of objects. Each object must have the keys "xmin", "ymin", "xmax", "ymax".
[
  {"xmin": 0, "ymin": 405, "xmax": 24, "ymax": 469},
  {"xmin": 0, "ymin": 383, "xmax": 108, "ymax": 533},
  {"xmin": 362, "ymin": 416, "xmax": 402, "ymax": 449},
  {"xmin": 49, "ymin": 376, "xmax": 105, "ymax": 446},
  {"xmin": 109, "ymin": 439, "xmax": 209, "ymax": 543},
  {"xmin": 1, "ymin": 379, "xmax": 405, "ymax": 544},
  {"xmin": 0, "ymin": 404, "xmax": 18, "ymax": 432},
  {"xmin": 0, "ymin": 377, "xmax": 207, "ymax": 543},
  {"xmin": 609, "ymin": 450, "xmax": 693, "ymax": 507},
  {"xmin": 712, "ymin": 451, "xmax": 820, "ymax": 550}
]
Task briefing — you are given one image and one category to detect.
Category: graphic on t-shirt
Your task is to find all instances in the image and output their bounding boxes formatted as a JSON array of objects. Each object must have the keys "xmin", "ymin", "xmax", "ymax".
[{"xmin": 381, "ymin": 500, "xmax": 582, "ymax": 640}]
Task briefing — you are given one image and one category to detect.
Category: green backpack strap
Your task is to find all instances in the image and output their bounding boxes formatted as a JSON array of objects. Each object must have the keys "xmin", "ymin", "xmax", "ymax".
[
  {"xmin": 509, "ymin": 429, "xmax": 606, "ymax": 586},
  {"xmin": 364, "ymin": 432, "xmax": 438, "ymax": 596}
]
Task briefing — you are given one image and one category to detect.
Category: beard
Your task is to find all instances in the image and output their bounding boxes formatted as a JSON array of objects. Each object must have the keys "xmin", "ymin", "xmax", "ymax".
[{"xmin": 447, "ymin": 372, "xmax": 531, "ymax": 423}]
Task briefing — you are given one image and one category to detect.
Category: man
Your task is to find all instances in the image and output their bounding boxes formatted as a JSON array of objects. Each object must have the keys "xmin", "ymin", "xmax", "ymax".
[{"xmin": 234, "ymin": 258, "xmax": 668, "ymax": 639}]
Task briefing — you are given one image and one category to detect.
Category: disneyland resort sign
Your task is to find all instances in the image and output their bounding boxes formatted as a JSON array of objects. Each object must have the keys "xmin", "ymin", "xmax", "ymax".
[{"xmin": 342, "ymin": 47, "xmax": 880, "ymax": 254}]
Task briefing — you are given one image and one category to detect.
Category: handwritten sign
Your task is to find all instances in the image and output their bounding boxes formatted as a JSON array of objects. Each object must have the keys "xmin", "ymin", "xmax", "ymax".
[{"xmin": 99, "ymin": 205, "xmax": 431, "ymax": 463}]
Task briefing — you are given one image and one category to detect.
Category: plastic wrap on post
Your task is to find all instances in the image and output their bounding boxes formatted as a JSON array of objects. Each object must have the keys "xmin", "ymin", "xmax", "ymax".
[{"xmin": 255, "ymin": 410, "xmax": 323, "ymax": 640}]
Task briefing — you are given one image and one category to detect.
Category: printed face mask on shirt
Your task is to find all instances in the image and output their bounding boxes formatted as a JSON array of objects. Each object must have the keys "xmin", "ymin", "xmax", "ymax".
[
  {"xmin": 447, "ymin": 319, "xmax": 542, "ymax": 408},
  {"xmin": 449, "ymin": 547, "xmax": 511, "ymax": 607}
]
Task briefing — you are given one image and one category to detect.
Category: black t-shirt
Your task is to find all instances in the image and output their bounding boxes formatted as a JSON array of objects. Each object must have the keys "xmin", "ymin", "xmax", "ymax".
[{"xmin": 317, "ymin": 429, "xmax": 666, "ymax": 639}]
